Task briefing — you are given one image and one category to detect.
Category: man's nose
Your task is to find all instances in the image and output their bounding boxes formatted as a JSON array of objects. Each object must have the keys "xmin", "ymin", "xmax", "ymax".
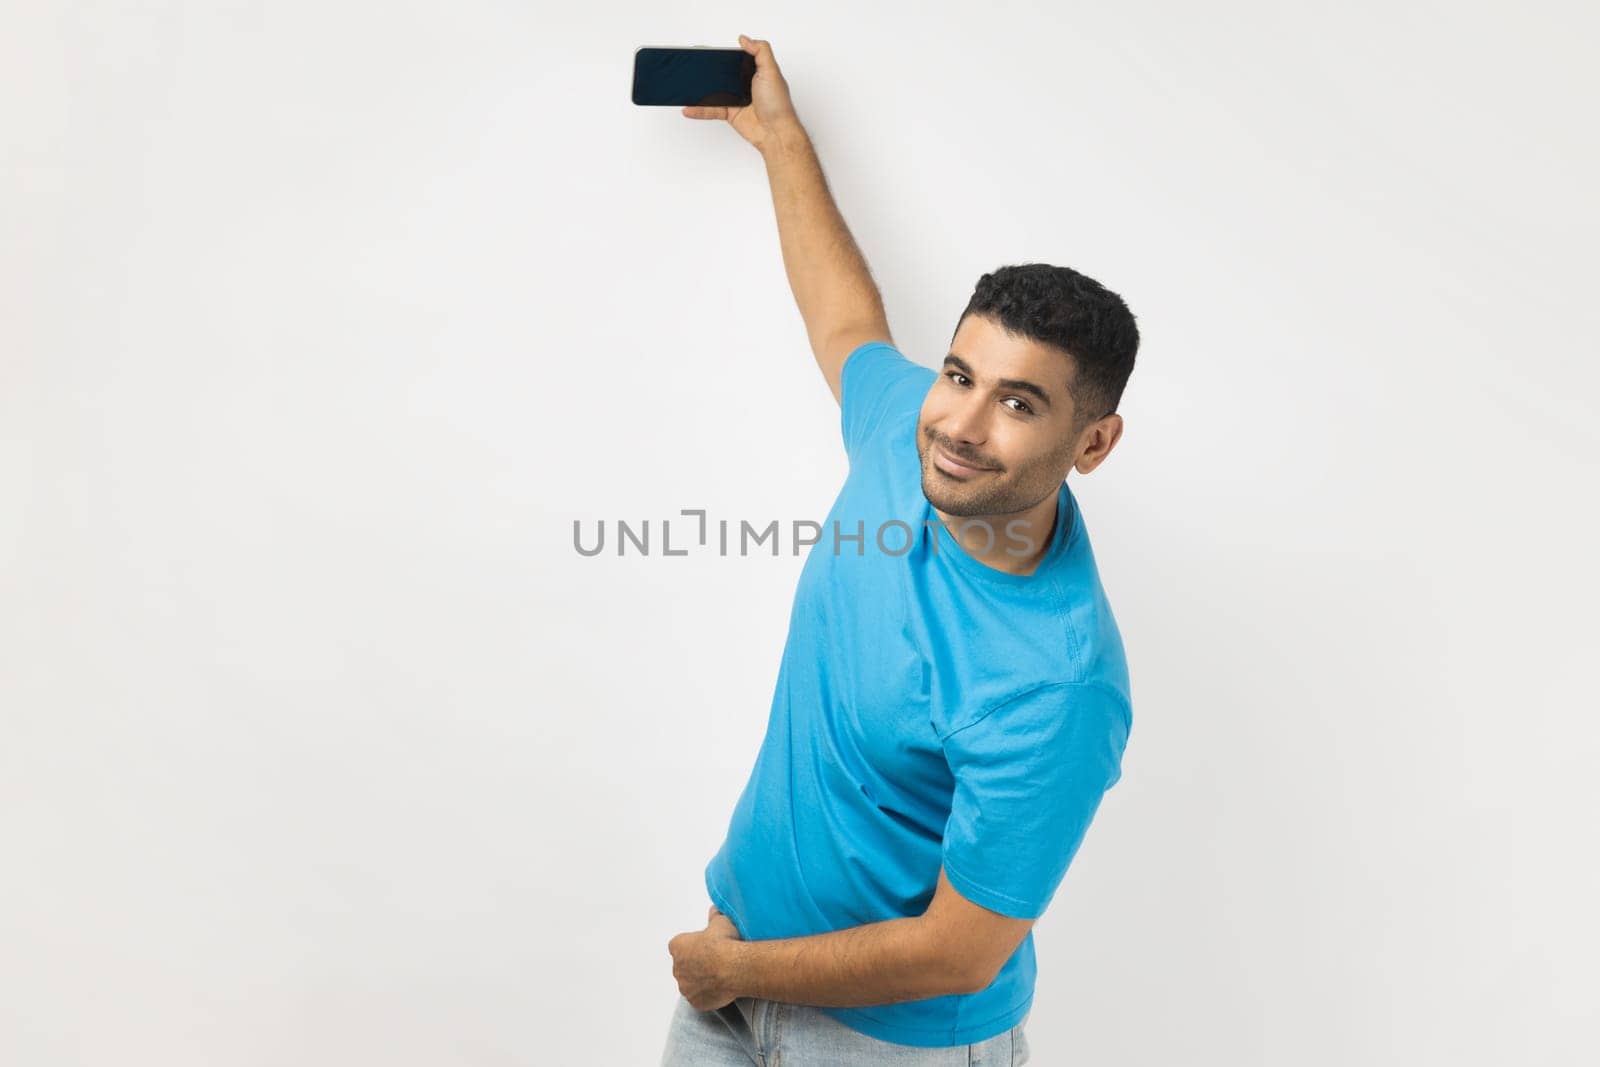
[{"xmin": 943, "ymin": 392, "xmax": 990, "ymax": 444}]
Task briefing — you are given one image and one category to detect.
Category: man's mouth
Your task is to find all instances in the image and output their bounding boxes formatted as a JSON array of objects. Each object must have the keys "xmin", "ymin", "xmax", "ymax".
[{"xmin": 931, "ymin": 443, "xmax": 997, "ymax": 478}]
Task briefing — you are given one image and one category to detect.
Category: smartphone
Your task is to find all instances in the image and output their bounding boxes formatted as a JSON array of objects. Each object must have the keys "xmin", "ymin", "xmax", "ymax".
[{"xmin": 631, "ymin": 46, "xmax": 755, "ymax": 107}]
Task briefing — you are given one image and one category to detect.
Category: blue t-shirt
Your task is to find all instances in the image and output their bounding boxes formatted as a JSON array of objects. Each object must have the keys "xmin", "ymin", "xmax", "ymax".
[{"xmin": 704, "ymin": 341, "xmax": 1132, "ymax": 1047}]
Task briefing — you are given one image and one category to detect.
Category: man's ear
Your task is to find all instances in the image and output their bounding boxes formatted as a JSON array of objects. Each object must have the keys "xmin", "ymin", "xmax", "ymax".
[{"xmin": 1074, "ymin": 413, "xmax": 1124, "ymax": 476}]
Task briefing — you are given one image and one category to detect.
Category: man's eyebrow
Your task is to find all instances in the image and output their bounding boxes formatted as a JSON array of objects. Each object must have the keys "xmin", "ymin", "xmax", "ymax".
[{"xmin": 943, "ymin": 353, "xmax": 1055, "ymax": 408}]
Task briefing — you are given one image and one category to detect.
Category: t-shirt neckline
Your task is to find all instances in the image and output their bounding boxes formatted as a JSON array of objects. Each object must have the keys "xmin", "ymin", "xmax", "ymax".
[{"xmin": 926, "ymin": 481, "xmax": 1076, "ymax": 586}]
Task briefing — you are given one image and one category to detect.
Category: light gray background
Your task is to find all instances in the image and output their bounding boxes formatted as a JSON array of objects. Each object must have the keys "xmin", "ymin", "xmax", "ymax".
[{"xmin": 4, "ymin": 2, "xmax": 1597, "ymax": 1063}]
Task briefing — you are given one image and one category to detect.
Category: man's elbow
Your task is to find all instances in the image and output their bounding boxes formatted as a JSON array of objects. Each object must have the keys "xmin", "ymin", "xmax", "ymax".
[
  {"xmin": 915, "ymin": 887, "xmax": 1033, "ymax": 995},
  {"xmin": 926, "ymin": 938, "xmax": 1000, "ymax": 997},
  {"xmin": 953, "ymin": 959, "xmax": 1001, "ymax": 996}
]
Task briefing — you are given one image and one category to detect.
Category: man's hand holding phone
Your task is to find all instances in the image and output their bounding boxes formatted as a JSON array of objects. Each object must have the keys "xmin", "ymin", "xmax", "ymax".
[{"xmin": 681, "ymin": 35, "xmax": 800, "ymax": 153}]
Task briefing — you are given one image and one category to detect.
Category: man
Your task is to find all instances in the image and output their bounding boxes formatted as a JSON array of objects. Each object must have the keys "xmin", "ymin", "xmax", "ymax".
[{"xmin": 662, "ymin": 35, "xmax": 1139, "ymax": 1063}]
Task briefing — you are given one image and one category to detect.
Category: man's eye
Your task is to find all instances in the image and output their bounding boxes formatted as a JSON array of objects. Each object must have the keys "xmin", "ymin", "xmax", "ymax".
[
  {"xmin": 945, "ymin": 371, "xmax": 969, "ymax": 386},
  {"xmin": 1004, "ymin": 397, "xmax": 1033, "ymax": 415}
]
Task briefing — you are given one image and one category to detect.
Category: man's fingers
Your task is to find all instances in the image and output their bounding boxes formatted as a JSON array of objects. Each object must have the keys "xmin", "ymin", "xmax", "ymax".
[
  {"xmin": 738, "ymin": 34, "xmax": 777, "ymax": 70},
  {"xmin": 682, "ymin": 106, "xmax": 731, "ymax": 121}
]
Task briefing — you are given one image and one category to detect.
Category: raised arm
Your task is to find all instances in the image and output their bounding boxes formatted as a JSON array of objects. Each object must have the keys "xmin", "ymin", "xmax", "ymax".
[
  {"xmin": 683, "ymin": 36, "xmax": 892, "ymax": 405},
  {"xmin": 759, "ymin": 118, "xmax": 892, "ymax": 404}
]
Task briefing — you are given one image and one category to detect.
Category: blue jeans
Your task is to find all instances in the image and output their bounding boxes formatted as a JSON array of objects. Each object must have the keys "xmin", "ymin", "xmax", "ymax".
[{"xmin": 659, "ymin": 995, "xmax": 1031, "ymax": 1065}]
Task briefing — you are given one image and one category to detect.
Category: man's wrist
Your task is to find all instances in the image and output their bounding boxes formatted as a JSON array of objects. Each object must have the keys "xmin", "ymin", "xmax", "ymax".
[
  {"xmin": 759, "ymin": 116, "xmax": 810, "ymax": 159},
  {"xmin": 720, "ymin": 936, "xmax": 753, "ymax": 999}
]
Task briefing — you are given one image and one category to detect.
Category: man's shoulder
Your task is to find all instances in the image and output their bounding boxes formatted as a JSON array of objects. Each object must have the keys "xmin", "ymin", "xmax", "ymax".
[
  {"xmin": 1050, "ymin": 505, "xmax": 1131, "ymax": 706},
  {"xmin": 840, "ymin": 343, "xmax": 936, "ymax": 463},
  {"xmin": 942, "ymin": 569, "xmax": 1131, "ymax": 725}
]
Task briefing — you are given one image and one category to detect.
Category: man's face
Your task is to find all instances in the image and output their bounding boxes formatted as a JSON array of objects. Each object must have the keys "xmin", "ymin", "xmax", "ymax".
[{"xmin": 916, "ymin": 314, "xmax": 1085, "ymax": 518}]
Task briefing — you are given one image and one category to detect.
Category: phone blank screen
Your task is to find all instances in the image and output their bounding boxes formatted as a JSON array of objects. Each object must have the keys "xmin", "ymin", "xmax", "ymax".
[{"xmin": 632, "ymin": 47, "xmax": 756, "ymax": 107}]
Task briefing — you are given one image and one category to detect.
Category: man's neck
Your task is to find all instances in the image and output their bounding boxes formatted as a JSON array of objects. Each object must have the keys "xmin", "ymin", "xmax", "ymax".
[{"xmin": 933, "ymin": 488, "xmax": 1060, "ymax": 577}]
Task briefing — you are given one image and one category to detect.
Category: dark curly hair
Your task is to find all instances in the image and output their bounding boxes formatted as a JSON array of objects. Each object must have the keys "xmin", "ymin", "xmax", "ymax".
[{"xmin": 952, "ymin": 263, "xmax": 1140, "ymax": 430}]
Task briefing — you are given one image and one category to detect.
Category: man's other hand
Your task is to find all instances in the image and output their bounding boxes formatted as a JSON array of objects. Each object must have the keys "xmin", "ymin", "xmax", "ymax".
[{"xmin": 667, "ymin": 904, "xmax": 746, "ymax": 1010}]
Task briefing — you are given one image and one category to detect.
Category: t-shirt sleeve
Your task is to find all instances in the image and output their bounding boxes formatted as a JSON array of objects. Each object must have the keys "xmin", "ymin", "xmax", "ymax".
[
  {"xmin": 938, "ymin": 681, "xmax": 1132, "ymax": 920},
  {"xmin": 839, "ymin": 341, "xmax": 934, "ymax": 464}
]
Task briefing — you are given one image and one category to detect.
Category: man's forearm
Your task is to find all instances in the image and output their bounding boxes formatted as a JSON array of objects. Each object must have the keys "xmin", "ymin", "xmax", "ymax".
[
  {"xmin": 759, "ymin": 119, "xmax": 886, "ymax": 345},
  {"xmin": 724, "ymin": 914, "xmax": 978, "ymax": 1008}
]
